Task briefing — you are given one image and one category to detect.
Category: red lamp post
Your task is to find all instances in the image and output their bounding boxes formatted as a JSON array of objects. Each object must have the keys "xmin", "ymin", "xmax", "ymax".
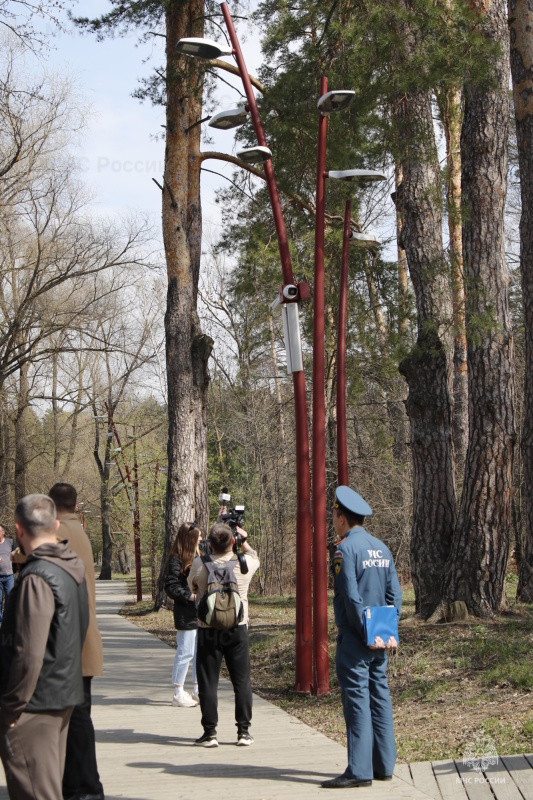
[
  {"xmin": 313, "ymin": 76, "xmax": 329, "ymax": 696},
  {"xmin": 312, "ymin": 81, "xmax": 356, "ymax": 695},
  {"xmin": 220, "ymin": 3, "xmax": 313, "ymax": 694}
]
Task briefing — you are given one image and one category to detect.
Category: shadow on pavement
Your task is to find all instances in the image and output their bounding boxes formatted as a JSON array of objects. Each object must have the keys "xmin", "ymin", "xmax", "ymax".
[
  {"xmin": 127, "ymin": 761, "xmax": 332, "ymax": 785},
  {"xmin": 96, "ymin": 729, "xmax": 191, "ymax": 746}
]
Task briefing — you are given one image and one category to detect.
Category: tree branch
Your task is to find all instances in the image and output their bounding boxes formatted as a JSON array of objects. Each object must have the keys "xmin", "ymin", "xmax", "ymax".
[{"xmin": 205, "ymin": 59, "xmax": 266, "ymax": 94}]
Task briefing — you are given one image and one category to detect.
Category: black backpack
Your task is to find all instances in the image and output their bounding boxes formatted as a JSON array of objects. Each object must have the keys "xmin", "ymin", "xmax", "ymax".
[{"xmin": 197, "ymin": 554, "xmax": 244, "ymax": 630}]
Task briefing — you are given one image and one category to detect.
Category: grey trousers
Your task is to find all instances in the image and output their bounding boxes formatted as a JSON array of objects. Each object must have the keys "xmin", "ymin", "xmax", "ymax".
[{"xmin": 0, "ymin": 707, "xmax": 73, "ymax": 800}]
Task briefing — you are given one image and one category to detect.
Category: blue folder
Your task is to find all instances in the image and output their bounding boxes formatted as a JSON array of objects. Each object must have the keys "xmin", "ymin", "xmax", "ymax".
[{"xmin": 362, "ymin": 606, "xmax": 399, "ymax": 647}]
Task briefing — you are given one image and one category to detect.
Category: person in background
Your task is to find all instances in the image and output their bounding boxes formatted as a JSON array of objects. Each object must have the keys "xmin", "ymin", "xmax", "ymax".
[
  {"xmin": 49, "ymin": 483, "xmax": 104, "ymax": 800},
  {"xmin": 0, "ymin": 524, "xmax": 14, "ymax": 624},
  {"xmin": 0, "ymin": 494, "xmax": 88, "ymax": 800},
  {"xmin": 165, "ymin": 522, "xmax": 201, "ymax": 707}
]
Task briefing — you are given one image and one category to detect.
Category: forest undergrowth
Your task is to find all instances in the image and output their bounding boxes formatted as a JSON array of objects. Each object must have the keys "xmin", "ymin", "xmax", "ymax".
[{"xmin": 120, "ymin": 573, "xmax": 533, "ymax": 762}]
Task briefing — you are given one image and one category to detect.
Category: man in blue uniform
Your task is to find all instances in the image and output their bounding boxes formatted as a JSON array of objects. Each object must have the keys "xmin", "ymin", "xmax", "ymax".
[{"xmin": 322, "ymin": 486, "xmax": 402, "ymax": 789}]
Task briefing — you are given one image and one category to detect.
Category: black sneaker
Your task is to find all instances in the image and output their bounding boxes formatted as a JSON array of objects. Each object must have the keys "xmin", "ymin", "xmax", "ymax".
[
  {"xmin": 194, "ymin": 731, "xmax": 218, "ymax": 747},
  {"xmin": 236, "ymin": 733, "xmax": 254, "ymax": 746}
]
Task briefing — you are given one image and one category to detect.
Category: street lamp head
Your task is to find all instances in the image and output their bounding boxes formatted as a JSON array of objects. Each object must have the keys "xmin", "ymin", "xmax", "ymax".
[
  {"xmin": 317, "ymin": 90, "xmax": 356, "ymax": 115},
  {"xmin": 176, "ymin": 37, "xmax": 233, "ymax": 59},
  {"xmin": 327, "ymin": 169, "xmax": 387, "ymax": 182},
  {"xmin": 236, "ymin": 145, "xmax": 272, "ymax": 164},
  {"xmin": 208, "ymin": 106, "xmax": 248, "ymax": 130},
  {"xmin": 350, "ymin": 230, "xmax": 382, "ymax": 248}
]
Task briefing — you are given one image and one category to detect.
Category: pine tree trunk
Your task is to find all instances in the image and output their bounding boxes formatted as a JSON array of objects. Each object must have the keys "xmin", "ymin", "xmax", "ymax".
[
  {"xmin": 156, "ymin": 0, "xmax": 213, "ymax": 609},
  {"xmin": 510, "ymin": 0, "xmax": 533, "ymax": 601},
  {"xmin": 395, "ymin": 164, "xmax": 410, "ymax": 340},
  {"xmin": 394, "ymin": 87, "xmax": 456, "ymax": 618},
  {"xmin": 392, "ymin": 164, "xmax": 410, "ymax": 466},
  {"xmin": 438, "ymin": 87, "xmax": 469, "ymax": 478},
  {"xmin": 441, "ymin": 0, "xmax": 515, "ymax": 616}
]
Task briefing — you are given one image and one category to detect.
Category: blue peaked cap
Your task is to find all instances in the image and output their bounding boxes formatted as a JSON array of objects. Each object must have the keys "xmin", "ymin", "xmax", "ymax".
[{"xmin": 335, "ymin": 485, "xmax": 372, "ymax": 517}]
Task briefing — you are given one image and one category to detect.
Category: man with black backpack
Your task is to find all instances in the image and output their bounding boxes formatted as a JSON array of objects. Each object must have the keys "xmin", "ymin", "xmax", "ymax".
[{"xmin": 188, "ymin": 521, "xmax": 259, "ymax": 748}]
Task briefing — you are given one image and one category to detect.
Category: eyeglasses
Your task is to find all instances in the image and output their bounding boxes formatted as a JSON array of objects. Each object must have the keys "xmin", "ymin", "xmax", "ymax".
[{"xmin": 187, "ymin": 522, "xmax": 197, "ymax": 531}]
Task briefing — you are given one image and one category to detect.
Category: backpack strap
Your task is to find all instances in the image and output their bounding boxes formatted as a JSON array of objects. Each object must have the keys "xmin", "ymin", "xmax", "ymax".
[{"xmin": 201, "ymin": 553, "xmax": 238, "ymax": 566}]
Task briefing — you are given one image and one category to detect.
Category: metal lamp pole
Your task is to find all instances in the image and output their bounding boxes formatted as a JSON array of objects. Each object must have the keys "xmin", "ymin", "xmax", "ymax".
[
  {"xmin": 220, "ymin": 2, "xmax": 313, "ymax": 693},
  {"xmin": 312, "ymin": 81, "xmax": 357, "ymax": 694},
  {"xmin": 312, "ymin": 76, "xmax": 330, "ymax": 696}
]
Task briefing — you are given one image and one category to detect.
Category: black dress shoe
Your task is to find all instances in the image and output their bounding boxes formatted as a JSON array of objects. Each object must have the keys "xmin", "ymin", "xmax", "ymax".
[
  {"xmin": 321, "ymin": 775, "xmax": 373, "ymax": 788},
  {"xmin": 374, "ymin": 774, "xmax": 393, "ymax": 781}
]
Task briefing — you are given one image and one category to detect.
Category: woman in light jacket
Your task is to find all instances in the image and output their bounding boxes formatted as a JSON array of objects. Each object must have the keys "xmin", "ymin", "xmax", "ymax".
[{"xmin": 165, "ymin": 523, "xmax": 201, "ymax": 707}]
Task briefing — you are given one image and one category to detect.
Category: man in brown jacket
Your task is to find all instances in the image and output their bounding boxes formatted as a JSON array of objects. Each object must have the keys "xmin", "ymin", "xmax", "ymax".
[{"xmin": 49, "ymin": 484, "xmax": 104, "ymax": 800}]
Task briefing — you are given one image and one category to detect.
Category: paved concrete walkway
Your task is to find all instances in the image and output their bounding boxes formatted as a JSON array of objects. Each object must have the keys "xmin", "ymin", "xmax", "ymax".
[{"xmin": 1, "ymin": 581, "xmax": 531, "ymax": 799}]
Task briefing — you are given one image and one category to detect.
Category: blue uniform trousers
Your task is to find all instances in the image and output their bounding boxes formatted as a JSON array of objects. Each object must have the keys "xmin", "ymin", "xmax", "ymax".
[{"xmin": 336, "ymin": 628, "xmax": 396, "ymax": 781}]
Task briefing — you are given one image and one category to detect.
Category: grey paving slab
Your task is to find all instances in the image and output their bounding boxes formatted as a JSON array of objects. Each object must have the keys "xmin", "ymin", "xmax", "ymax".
[
  {"xmin": 432, "ymin": 760, "xmax": 469, "ymax": 800},
  {"xmin": 501, "ymin": 755, "xmax": 533, "ymax": 800},
  {"xmin": 455, "ymin": 761, "xmax": 495, "ymax": 800},
  {"xmin": 395, "ymin": 764, "xmax": 414, "ymax": 785},
  {"xmin": 410, "ymin": 761, "xmax": 442, "ymax": 800},
  {"xmin": 484, "ymin": 758, "xmax": 526, "ymax": 800}
]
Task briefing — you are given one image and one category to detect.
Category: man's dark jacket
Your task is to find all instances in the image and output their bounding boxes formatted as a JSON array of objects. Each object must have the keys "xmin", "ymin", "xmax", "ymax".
[{"xmin": 0, "ymin": 540, "xmax": 89, "ymax": 723}]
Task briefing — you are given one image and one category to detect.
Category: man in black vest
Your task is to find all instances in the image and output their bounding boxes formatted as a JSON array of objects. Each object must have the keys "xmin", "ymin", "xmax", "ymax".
[{"xmin": 0, "ymin": 494, "xmax": 89, "ymax": 800}]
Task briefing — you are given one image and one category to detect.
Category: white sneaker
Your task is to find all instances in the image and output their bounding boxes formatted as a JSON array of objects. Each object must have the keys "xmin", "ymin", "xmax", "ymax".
[
  {"xmin": 172, "ymin": 691, "xmax": 197, "ymax": 707},
  {"xmin": 192, "ymin": 690, "xmax": 199, "ymax": 702}
]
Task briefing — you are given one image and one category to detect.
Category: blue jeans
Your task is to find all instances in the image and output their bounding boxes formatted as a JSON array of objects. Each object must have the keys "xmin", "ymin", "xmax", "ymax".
[
  {"xmin": 172, "ymin": 628, "xmax": 197, "ymax": 686},
  {"xmin": 0, "ymin": 574, "xmax": 14, "ymax": 625},
  {"xmin": 336, "ymin": 628, "xmax": 397, "ymax": 781}
]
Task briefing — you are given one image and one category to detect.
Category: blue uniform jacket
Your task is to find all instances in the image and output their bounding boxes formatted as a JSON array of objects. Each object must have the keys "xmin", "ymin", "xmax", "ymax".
[{"xmin": 332, "ymin": 526, "xmax": 402, "ymax": 641}]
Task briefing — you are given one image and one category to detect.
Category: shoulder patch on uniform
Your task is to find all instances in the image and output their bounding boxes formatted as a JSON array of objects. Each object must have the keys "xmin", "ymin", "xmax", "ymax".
[{"xmin": 333, "ymin": 549, "xmax": 343, "ymax": 576}]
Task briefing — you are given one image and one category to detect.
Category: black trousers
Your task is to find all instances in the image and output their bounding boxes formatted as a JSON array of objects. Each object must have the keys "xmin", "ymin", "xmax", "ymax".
[
  {"xmin": 197, "ymin": 625, "xmax": 253, "ymax": 736},
  {"xmin": 62, "ymin": 676, "xmax": 104, "ymax": 799}
]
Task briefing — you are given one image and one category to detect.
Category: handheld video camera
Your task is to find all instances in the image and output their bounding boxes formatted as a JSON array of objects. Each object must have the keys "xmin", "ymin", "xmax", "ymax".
[{"xmin": 218, "ymin": 488, "xmax": 248, "ymax": 574}]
